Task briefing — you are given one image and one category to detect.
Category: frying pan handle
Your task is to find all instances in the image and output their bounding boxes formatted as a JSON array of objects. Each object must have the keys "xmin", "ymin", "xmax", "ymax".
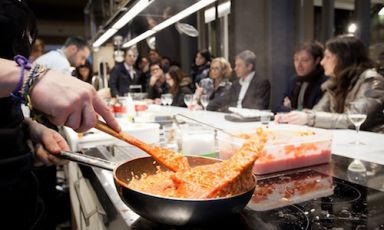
[{"xmin": 59, "ymin": 151, "xmax": 117, "ymax": 171}]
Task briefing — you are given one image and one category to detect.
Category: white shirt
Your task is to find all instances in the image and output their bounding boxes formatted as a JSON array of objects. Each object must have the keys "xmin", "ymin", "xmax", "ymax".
[
  {"xmin": 124, "ymin": 63, "xmax": 136, "ymax": 80},
  {"xmin": 237, "ymin": 71, "xmax": 255, "ymax": 108},
  {"xmin": 34, "ymin": 49, "xmax": 73, "ymax": 76}
]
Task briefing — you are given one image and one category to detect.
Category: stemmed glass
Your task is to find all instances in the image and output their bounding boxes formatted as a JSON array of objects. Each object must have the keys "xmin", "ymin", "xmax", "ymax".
[
  {"xmin": 161, "ymin": 94, "xmax": 168, "ymax": 106},
  {"xmin": 347, "ymin": 101, "xmax": 367, "ymax": 145},
  {"xmin": 346, "ymin": 101, "xmax": 368, "ymax": 180},
  {"xmin": 200, "ymin": 94, "xmax": 210, "ymax": 111},
  {"xmin": 163, "ymin": 93, "xmax": 173, "ymax": 106},
  {"xmin": 184, "ymin": 94, "xmax": 194, "ymax": 110}
]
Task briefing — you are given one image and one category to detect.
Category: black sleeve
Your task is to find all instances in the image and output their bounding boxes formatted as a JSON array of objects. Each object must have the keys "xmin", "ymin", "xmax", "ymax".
[{"xmin": 108, "ymin": 67, "xmax": 119, "ymax": 97}]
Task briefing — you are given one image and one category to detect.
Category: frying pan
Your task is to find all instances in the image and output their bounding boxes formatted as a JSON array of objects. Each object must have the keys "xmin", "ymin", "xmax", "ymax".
[{"xmin": 59, "ymin": 151, "xmax": 256, "ymax": 226}]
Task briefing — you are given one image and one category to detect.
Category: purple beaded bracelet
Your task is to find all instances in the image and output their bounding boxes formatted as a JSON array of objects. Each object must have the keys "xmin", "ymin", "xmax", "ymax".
[{"xmin": 11, "ymin": 55, "xmax": 32, "ymax": 102}]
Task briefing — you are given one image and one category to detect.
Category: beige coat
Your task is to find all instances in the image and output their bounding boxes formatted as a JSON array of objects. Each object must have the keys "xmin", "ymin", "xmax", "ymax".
[{"xmin": 309, "ymin": 69, "xmax": 384, "ymax": 132}]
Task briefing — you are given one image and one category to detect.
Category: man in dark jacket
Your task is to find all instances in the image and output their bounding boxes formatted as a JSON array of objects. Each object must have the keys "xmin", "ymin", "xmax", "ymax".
[
  {"xmin": 226, "ymin": 50, "xmax": 270, "ymax": 110},
  {"xmin": 109, "ymin": 48, "xmax": 141, "ymax": 97},
  {"xmin": 275, "ymin": 41, "xmax": 327, "ymax": 112}
]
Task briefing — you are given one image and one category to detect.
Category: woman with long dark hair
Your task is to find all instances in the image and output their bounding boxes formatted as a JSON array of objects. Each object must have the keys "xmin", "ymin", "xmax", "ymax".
[
  {"xmin": 276, "ymin": 35, "xmax": 384, "ymax": 132},
  {"xmin": 165, "ymin": 65, "xmax": 193, "ymax": 107}
]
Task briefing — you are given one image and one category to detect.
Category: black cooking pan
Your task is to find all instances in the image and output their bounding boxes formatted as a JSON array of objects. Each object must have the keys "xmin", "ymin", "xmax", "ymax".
[{"xmin": 59, "ymin": 151, "xmax": 256, "ymax": 226}]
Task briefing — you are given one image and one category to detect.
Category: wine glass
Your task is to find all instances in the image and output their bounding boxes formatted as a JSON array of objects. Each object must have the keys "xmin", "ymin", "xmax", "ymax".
[
  {"xmin": 200, "ymin": 94, "xmax": 210, "ymax": 111},
  {"xmin": 346, "ymin": 101, "xmax": 368, "ymax": 182},
  {"xmin": 161, "ymin": 94, "xmax": 168, "ymax": 106},
  {"xmin": 347, "ymin": 101, "xmax": 367, "ymax": 145},
  {"xmin": 164, "ymin": 93, "xmax": 173, "ymax": 106},
  {"xmin": 184, "ymin": 94, "xmax": 194, "ymax": 110}
]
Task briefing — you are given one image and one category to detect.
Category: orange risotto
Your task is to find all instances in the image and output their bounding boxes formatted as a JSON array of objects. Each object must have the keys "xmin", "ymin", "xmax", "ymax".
[{"xmin": 127, "ymin": 129, "xmax": 267, "ymax": 199}]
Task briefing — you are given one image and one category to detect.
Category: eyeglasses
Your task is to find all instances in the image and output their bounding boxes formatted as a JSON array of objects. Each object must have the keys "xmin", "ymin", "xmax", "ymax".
[{"xmin": 210, "ymin": 67, "xmax": 221, "ymax": 71}]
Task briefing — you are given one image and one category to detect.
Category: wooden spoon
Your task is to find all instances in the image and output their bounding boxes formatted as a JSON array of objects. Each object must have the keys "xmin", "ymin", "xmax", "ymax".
[
  {"xmin": 95, "ymin": 120, "xmax": 190, "ymax": 172},
  {"xmin": 171, "ymin": 137, "xmax": 265, "ymax": 199}
]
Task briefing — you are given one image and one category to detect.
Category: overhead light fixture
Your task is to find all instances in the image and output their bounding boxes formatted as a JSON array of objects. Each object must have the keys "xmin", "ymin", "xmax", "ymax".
[
  {"xmin": 122, "ymin": 30, "xmax": 156, "ymax": 48},
  {"xmin": 112, "ymin": 0, "xmax": 154, "ymax": 29},
  {"xmin": 92, "ymin": 0, "xmax": 154, "ymax": 48},
  {"xmin": 379, "ymin": 7, "xmax": 384, "ymax": 16},
  {"xmin": 93, "ymin": 28, "xmax": 118, "ymax": 48},
  {"xmin": 123, "ymin": 0, "xmax": 217, "ymax": 48},
  {"xmin": 152, "ymin": 0, "xmax": 216, "ymax": 32}
]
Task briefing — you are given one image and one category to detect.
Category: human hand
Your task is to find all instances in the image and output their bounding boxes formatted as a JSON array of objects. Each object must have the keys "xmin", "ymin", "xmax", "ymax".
[
  {"xmin": 283, "ymin": 96, "xmax": 292, "ymax": 108},
  {"xmin": 274, "ymin": 111, "xmax": 308, "ymax": 125},
  {"xmin": 149, "ymin": 74, "xmax": 160, "ymax": 86},
  {"xmin": 154, "ymin": 98, "xmax": 162, "ymax": 105},
  {"xmin": 25, "ymin": 118, "xmax": 69, "ymax": 166},
  {"xmin": 194, "ymin": 83, "xmax": 203, "ymax": 98},
  {"xmin": 30, "ymin": 70, "xmax": 120, "ymax": 133}
]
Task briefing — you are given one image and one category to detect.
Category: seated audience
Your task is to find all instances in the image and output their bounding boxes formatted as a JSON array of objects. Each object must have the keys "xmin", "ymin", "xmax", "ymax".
[
  {"xmin": 147, "ymin": 62, "xmax": 168, "ymax": 100},
  {"xmin": 109, "ymin": 48, "xmax": 141, "ymax": 97},
  {"xmin": 165, "ymin": 65, "xmax": 193, "ymax": 107},
  {"xmin": 135, "ymin": 56, "xmax": 150, "ymax": 93},
  {"xmin": 148, "ymin": 48, "xmax": 162, "ymax": 64},
  {"xmin": 74, "ymin": 59, "xmax": 93, "ymax": 84},
  {"xmin": 190, "ymin": 49, "xmax": 211, "ymax": 85},
  {"xmin": 225, "ymin": 50, "xmax": 271, "ymax": 111},
  {"xmin": 276, "ymin": 41, "xmax": 327, "ymax": 112},
  {"xmin": 275, "ymin": 35, "xmax": 384, "ymax": 132},
  {"xmin": 194, "ymin": 57, "xmax": 232, "ymax": 112}
]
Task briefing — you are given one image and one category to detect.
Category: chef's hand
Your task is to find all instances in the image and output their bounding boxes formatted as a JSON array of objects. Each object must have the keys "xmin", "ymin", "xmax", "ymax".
[
  {"xmin": 275, "ymin": 111, "xmax": 308, "ymax": 125},
  {"xmin": 25, "ymin": 118, "xmax": 69, "ymax": 166},
  {"xmin": 30, "ymin": 69, "xmax": 121, "ymax": 133}
]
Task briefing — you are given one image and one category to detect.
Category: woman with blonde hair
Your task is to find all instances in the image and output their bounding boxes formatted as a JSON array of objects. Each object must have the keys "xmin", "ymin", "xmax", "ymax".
[{"xmin": 195, "ymin": 57, "xmax": 233, "ymax": 111}]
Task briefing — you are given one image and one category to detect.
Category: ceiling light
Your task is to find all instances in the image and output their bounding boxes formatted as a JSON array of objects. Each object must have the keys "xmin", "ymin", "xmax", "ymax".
[
  {"xmin": 92, "ymin": 0, "xmax": 154, "ymax": 48},
  {"xmin": 122, "ymin": 0, "xmax": 216, "ymax": 48},
  {"xmin": 122, "ymin": 30, "xmax": 156, "ymax": 48},
  {"xmin": 112, "ymin": 0, "xmax": 155, "ymax": 29},
  {"xmin": 93, "ymin": 28, "xmax": 118, "ymax": 48},
  {"xmin": 152, "ymin": 0, "xmax": 216, "ymax": 32},
  {"xmin": 379, "ymin": 7, "xmax": 384, "ymax": 16}
]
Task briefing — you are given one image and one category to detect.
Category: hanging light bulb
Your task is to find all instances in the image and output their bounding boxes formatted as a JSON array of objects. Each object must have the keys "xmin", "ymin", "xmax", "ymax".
[{"xmin": 347, "ymin": 23, "xmax": 357, "ymax": 34}]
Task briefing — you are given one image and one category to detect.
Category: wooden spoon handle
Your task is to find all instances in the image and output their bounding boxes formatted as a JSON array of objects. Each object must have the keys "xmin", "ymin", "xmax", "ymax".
[
  {"xmin": 95, "ymin": 120, "xmax": 189, "ymax": 172},
  {"xmin": 95, "ymin": 120, "xmax": 124, "ymax": 139}
]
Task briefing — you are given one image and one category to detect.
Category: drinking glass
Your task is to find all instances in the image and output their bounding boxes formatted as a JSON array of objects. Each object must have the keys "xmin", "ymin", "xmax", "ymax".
[
  {"xmin": 347, "ymin": 101, "xmax": 367, "ymax": 145},
  {"xmin": 260, "ymin": 110, "xmax": 272, "ymax": 125},
  {"xmin": 184, "ymin": 94, "xmax": 194, "ymax": 110},
  {"xmin": 161, "ymin": 94, "xmax": 168, "ymax": 106},
  {"xmin": 200, "ymin": 94, "xmax": 210, "ymax": 111},
  {"xmin": 164, "ymin": 93, "xmax": 173, "ymax": 106}
]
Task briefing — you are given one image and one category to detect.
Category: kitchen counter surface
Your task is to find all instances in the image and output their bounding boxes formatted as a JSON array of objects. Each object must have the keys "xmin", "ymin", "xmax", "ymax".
[{"xmin": 63, "ymin": 105, "xmax": 384, "ymax": 229}]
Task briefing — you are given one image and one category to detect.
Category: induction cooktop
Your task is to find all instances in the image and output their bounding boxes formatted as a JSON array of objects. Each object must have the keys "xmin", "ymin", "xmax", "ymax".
[{"xmin": 125, "ymin": 154, "xmax": 384, "ymax": 229}]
